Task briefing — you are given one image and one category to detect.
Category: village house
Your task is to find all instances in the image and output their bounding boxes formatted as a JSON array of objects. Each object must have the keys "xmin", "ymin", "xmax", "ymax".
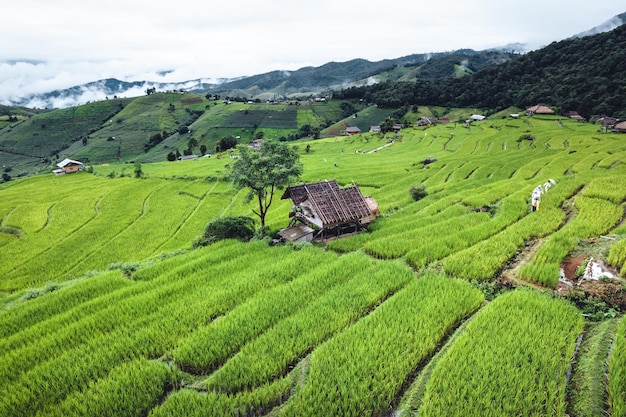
[
  {"xmin": 613, "ymin": 121, "xmax": 626, "ymax": 133},
  {"xmin": 53, "ymin": 158, "xmax": 84, "ymax": 175},
  {"xmin": 345, "ymin": 126, "xmax": 361, "ymax": 135},
  {"xmin": 247, "ymin": 139, "xmax": 263, "ymax": 150},
  {"xmin": 416, "ymin": 117, "xmax": 434, "ymax": 127},
  {"xmin": 526, "ymin": 104, "xmax": 555, "ymax": 115},
  {"xmin": 596, "ymin": 116, "xmax": 618, "ymax": 128},
  {"xmin": 369, "ymin": 125, "xmax": 381, "ymax": 133},
  {"xmin": 280, "ymin": 180, "xmax": 380, "ymax": 241},
  {"xmin": 565, "ymin": 111, "xmax": 586, "ymax": 122}
]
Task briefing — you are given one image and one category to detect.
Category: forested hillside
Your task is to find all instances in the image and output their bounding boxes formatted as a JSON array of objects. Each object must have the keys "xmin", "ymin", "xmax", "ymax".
[{"xmin": 335, "ymin": 25, "xmax": 626, "ymax": 117}]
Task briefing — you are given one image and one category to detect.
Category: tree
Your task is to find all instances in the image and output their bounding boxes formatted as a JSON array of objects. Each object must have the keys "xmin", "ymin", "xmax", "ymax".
[
  {"xmin": 216, "ymin": 135, "xmax": 237, "ymax": 153},
  {"xmin": 199, "ymin": 144, "xmax": 207, "ymax": 156},
  {"xmin": 195, "ymin": 216, "xmax": 256, "ymax": 247},
  {"xmin": 134, "ymin": 161, "xmax": 143, "ymax": 178},
  {"xmin": 229, "ymin": 141, "xmax": 302, "ymax": 230},
  {"xmin": 380, "ymin": 117, "xmax": 395, "ymax": 134},
  {"xmin": 409, "ymin": 184, "xmax": 427, "ymax": 201},
  {"xmin": 311, "ymin": 126, "xmax": 321, "ymax": 139}
]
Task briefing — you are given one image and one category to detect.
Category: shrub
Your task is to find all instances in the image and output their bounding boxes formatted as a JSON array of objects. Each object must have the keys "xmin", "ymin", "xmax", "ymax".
[
  {"xmin": 195, "ymin": 216, "xmax": 256, "ymax": 247},
  {"xmin": 409, "ymin": 184, "xmax": 428, "ymax": 201},
  {"xmin": 215, "ymin": 136, "xmax": 237, "ymax": 153}
]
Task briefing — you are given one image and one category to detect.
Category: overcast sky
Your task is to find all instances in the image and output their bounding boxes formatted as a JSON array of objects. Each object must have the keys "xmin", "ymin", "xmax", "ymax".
[{"xmin": 1, "ymin": 1, "xmax": 623, "ymax": 106}]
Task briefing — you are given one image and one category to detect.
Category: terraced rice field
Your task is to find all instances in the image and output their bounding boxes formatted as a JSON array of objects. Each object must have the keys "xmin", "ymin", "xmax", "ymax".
[{"xmin": 1, "ymin": 115, "xmax": 625, "ymax": 416}]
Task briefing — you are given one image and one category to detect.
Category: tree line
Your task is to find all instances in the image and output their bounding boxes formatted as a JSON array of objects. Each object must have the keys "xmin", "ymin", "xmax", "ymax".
[{"xmin": 335, "ymin": 25, "xmax": 626, "ymax": 118}]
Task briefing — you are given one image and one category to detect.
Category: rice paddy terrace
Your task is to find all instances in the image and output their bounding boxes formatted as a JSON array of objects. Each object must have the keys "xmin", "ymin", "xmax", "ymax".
[{"xmin": 1, "ymin": 114, "xmax": 626, "ymax": 416}]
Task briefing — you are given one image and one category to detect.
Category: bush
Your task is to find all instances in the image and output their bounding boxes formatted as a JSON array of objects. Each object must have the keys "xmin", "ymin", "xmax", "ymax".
[
  {"xmin": 215, "ymin": 136, "xmax": 237, "ymax": 153},
  {"xmin": 195, "ymin": 216, "xmax": 256, "ymax": 247},
  {"xmin": 409, "ymin": 184, "xmax": 427, "ymax": 201}
]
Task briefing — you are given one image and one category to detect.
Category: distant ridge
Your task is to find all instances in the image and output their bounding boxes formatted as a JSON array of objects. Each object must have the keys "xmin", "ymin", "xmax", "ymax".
[
  {"xmin": 4, "ymin": 10, "xmax": 625, "ymax": 110},
  {"xmin": 571, "ymin": 11, "xmax": 626, "ymax": 38},
  {"xmin": 6, "ymin": 49, "xmax": 517, "ymax": 109}
]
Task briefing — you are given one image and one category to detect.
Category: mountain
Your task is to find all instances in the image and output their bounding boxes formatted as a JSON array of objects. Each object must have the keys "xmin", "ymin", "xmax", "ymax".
[
  {"xmin": 11, "ymin": 50, "xmax": 517, "ymax": 109},
  {"xmin": 8, "ymin": 10, "xmax": 625, "ymax": 110},
  {"xmin": 572, "ymin": 11, "xmax": 626, "ymax": 38},
  {"xmin": 12, "ymin": 77, "xmax": 230, "ymax": 110},
  {"xmin": 335, "ymin": 23, "xmax": 626, "ymax": 118},
  {"xmin": 204, "ymin": 50, "xmax": 519, "ymax": 96}
]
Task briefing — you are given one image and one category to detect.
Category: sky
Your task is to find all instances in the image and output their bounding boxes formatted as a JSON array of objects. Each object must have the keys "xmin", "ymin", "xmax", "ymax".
[{"xmin": 1, "ymin": 0, "xmax": 624, "ymax": 107}]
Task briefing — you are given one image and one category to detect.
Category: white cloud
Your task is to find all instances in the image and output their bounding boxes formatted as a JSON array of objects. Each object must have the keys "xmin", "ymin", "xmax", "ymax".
[{"xmin": 0, "ymin": 1, "xmax": 623, "ymax": 106}]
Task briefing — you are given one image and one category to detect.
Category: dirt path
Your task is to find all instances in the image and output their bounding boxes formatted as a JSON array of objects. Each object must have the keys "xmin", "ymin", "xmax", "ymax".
[{"xmin": 499, "ymin": 239, "xmax": 546, "ymax": 290}]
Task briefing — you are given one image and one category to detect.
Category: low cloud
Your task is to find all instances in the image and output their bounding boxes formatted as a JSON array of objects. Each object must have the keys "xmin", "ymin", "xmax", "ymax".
[
  {"xmin": 0, "ymin": 60, "xmax": 228, "ymax": 108},
  {"xmin": 1, "ymin": 2, "xmax": 622, "ymax": 108}
]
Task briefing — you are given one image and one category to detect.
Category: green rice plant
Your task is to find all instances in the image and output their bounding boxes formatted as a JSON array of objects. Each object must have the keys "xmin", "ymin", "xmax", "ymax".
[
  {"xmin": 609, "ymin": 316, "xmax": 626, "ymax": 417},
  {"xmin": 368, "ymin": 203, "xmax": 468, "ymax": 237},
  {"xmin": 279, "ymin": 276, "xmax": 483, "ymax": 417},
  {"xmin": 518, "ymin": 196, "xmax": 623, "ymax": 286},
  {"xmin": 0, "ymin": 252, "xmax": 297, "ymax": 415},
  {"xmin": 34, "ymin": 358, "xmax": 174, "ymax": 417},
  {"xmin": 568, "ymin": 319, "xmax": 621, "ymax": 417},
  {"xmin": 418, "ymin": 289, "xmax": 583, "ymax": 417},
  {"xmin": 363, "ymin": 211, "xmax": 490, "ymax": 259},
  {"xmin": 0, "ymin": 270, "xmax": 131, "ymax": 339},
  {"xmin": 150, "ymin": 377, "xmax": 292, "ymax": 417},
  {"xmin": 407, "ymin": 193, "xmax": 528, "ymax": 269},
  {"xmin": 0, "ymin": 243, "xmax": 323, "ymax": 415},
  {"xmin": 443, "ymin": 206, "xmax": 565, "ymax": 280},
  {"xmin": 205, "ymin": 259, "xmax": 414, "ymax": 392},
  {"xmin": 583, "ymin": 175, "xmax": 626, "ymax": 204},
  {"xmin": 0, "ymin": 178, "xmax": 160, "ymax": 290},
  {"xmin": 608, "ymin": 238, "xmax": 626, "ymax": 275},
  {"xmin": 0, "ymin": 243, "xmax": 270, "ymax": 379},
  {"xmin": 174, "ymin": 251, "xmax": 372, "ymax": 374},
  {"xmin": 1, "ymin": 201, "xmax": 51, "ymax": 234}
]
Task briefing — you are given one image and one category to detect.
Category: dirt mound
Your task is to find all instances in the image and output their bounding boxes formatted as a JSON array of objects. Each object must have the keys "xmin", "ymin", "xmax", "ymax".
[{"xmin": 558, "ymin": 253, "xmax": 626, "ymax": 313}]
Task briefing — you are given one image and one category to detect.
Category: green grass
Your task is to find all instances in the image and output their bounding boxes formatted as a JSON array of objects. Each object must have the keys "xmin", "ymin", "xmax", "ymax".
[
  {"xmin": 418, "ymin": 289, "xmax": 584, "ymax": 417},
  {"xmin": 1, "ymin": 113, "xmax": 626, "ymax": 416},
  {"xmin": 568, "ymin": 318, "xmax": 621, "ymax": 417},
  {"xmin": 609, "ymin": 316, "xmax": 626, "ymax": 417}
]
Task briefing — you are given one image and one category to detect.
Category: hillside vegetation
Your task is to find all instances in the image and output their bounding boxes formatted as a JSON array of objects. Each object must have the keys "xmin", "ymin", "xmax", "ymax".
[
  {"xmin": 2, "ymin": 25, "xmax": 624, "ymax": 179},
  {"xmin": 1, "ymin": 94, "xmax": 376, "ymax": 176},
  {"xmin": 1, "ymin": 113, "xmax": 626, "ymax": 416},
  {"xmin": 336, "ymin": 24, "xmax": 626, "ymax": 117}
]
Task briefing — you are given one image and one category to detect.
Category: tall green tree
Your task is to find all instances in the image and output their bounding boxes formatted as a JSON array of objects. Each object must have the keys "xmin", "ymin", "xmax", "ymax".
[{"xmin": 229, "ymin": 141, "xmax": 302, "ymax": 229}]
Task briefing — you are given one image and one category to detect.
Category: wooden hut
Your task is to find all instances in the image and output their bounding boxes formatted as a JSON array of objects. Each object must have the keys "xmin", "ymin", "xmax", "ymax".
[
  {"xmin": 53, "ymin": 158, "xmax": 84, "ymax": 175},
  {"xmin": 613, "ymin": 121, "xmax": 626, "ymax": 133},
  {"xmin": 280, "ymin": 180, "xmax": 379, "ymax": 240},
  {"xmin": 526, "ymin": 104, "xmax": 555, "ymax": 115}
]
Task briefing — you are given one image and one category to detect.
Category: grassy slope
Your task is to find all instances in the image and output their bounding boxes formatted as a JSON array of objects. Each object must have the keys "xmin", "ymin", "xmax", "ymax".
[
  {"xmin": 2, "ymin": 115, "xmax": 624, "ymax": 291},
  {"xmin": 0, "ymin": 95, "xmax": 345, "ymax": 173},
  {"xmin": 1, "ymin": 114, "xmax": 625, "ymax": 415}
]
